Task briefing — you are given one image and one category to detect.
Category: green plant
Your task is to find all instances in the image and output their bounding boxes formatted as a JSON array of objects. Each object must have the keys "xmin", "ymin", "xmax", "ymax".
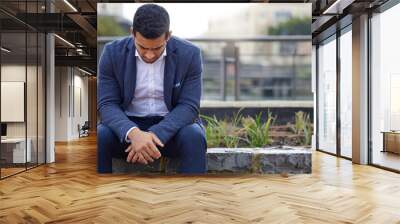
[
  {"xmin": 223, "ymin": 135, "xmax": 240, "ymax": 148},
  {"xmin": 200, "ymin": 114, "xmax": 224, "ymax": 147},
  {"xmin": 303, "ymin": 121, "xmax": 313, "ymax": 146},
  {"xmin": 224, "ymin": 108, "xmax": 245, "ymax": 148},
  {"xmin": 291, "ymin": 111, "xmax": 313, "ymax": 145},
  {"xmin": 292, "ymin": 111, "xmax": 305, "ymax": 135},
  {"xmin": 200, "ymin": 108, "xmax": 245, "ymax": 148},
  {"xmin": 98, "ymin": 16, "xmax": 128, "ymax": 36},
  {"xmin": 242, "ymin": 111, "xmax": 275, "ymax": 147}
]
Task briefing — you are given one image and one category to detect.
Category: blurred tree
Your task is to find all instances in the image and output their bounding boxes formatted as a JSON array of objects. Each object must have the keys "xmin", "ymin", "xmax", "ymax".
[
  {"xmin": 268, "ymin": 17, "xmax": 311, "ymax": 35},
  {"xmin": 98, "ymin": 16, "xmax": 128, "ymax": 36}
]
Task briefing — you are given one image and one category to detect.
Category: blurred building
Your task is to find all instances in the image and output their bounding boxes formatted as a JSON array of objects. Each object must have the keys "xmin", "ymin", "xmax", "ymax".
[
  {"xmin": 98, "ymin": 3, "xmax": 131, "ymax": 36},
  {"xmin": 98, "ymin": 3, "xmax": 123, "ymax": 16},
  {"xmin": 206, "ymin": 4, "xmax": 309, "ymax": 37},
  {"xmin": 197, "ymin": 4, "xmax": 312, "ymax": 101}
]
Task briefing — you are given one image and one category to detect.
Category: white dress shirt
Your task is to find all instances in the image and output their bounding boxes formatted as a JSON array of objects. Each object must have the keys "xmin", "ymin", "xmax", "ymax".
[{"xmin": 124, "ymin": 48, "xmax": 169, "ymax": 142}]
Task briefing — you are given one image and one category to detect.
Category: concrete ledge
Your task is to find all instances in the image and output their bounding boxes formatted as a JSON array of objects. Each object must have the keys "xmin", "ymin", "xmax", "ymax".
[
  {"xmin": 112, "ymin": 157, "xmax": 180, "ymax": 174},
  {"xmin": 200, "ymin": 100, "xmax": 314, "ymax": 108},
  {"xmin": 112, "ymin": 146, "xmax": 312, "ymax": 174}
]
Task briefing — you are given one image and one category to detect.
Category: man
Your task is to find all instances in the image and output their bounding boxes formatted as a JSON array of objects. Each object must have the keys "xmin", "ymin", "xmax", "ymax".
[{"xmin": 97, "ymin": 4, "xmax": 207, "ymax": 174}]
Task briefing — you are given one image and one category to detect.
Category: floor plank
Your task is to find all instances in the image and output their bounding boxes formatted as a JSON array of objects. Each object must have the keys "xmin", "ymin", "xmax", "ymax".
[{"xmin": 1, "ymin": 135, "xmax": 400, "ymax": 223}]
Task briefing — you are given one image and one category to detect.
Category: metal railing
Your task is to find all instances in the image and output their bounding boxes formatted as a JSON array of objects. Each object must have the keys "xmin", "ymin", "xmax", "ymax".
[{"xmin": 98, "ymin": 35, "xmax": 312, "ymax": 101}]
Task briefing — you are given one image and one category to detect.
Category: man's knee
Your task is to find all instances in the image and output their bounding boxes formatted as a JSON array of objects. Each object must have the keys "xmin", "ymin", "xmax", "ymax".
[
  {"xmin": 97, "ymin": 123, "xmax": 116, "ymax": 146},
  {"xmin": 176, "ymin": 123, "xmax": 207, "ymax": 150},
  {"xmin": 175, "ymin": 123, "xmax": 207, "ymax": 173}
]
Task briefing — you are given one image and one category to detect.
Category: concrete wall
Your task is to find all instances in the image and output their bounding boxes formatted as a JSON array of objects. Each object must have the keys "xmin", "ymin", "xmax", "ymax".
[{"xmin": 54, "ymin": 67, "xmax": 89, "ymax": 141}]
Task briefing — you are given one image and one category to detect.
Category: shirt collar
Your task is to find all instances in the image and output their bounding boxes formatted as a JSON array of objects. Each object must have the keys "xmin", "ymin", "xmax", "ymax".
[{"xmin": 135, "ymin": 48, "xmax": 167, "ymax": 64}]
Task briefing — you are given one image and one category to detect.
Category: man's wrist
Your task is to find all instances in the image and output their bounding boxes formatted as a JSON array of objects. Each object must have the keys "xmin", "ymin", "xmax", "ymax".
[{"xmin": 125, "ymin": 126, "xmax": 139, "ymax": 143}]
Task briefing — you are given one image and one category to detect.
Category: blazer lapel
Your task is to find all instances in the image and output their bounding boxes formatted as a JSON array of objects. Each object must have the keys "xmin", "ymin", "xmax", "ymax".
[
  {"xmin": 123, "ymin": 37, "xmax": 136, "ymax": 107},
  {"xmin": 123, "ymin": 36, "xmax": 176, "ymax": 110},
  {"xmin": 164, "ymin": 41, "xmax": 177, "ymax": 111}
]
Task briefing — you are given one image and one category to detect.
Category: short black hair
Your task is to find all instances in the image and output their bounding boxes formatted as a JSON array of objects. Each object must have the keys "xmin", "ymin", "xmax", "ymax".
[{"xmin": 132, "ymin": 4, "xmax": 170, "ymax": 39}]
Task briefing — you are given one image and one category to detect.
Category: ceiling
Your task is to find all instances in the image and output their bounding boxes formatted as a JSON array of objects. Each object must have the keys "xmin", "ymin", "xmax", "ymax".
[
  {"xmin": 0, "ymin": 0, "xmax": 97, "ymax": 74},
  {"xmin": 1, "ymin": 0, "xmax": 395, "ymax": 74},
  {"xmin": 308, "ymin": 0, "xmax": 390, "ymax": 43}
]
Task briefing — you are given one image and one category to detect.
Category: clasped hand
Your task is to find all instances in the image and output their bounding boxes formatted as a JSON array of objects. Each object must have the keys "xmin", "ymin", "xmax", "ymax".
[{"xmin": 125, "ymin": 128, "xmax": 164, "ymax": 164}]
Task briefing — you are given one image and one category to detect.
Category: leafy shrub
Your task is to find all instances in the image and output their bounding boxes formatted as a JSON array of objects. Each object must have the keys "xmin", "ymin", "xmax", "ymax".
[
  {"xmin": 291, "ymin": 111, "xmax": 313, "ymax": 145},
  {"xmin": 241, "ymin": 112, "xmax": 275, "ymax": 147},
  {"xmin": 201, "ymin": 109, "xmax": 244, "ymax": 148}
]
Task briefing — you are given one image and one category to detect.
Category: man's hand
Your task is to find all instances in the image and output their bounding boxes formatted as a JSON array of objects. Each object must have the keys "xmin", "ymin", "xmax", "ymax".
[{"xmin": 125, "ymin": 128, "xmax": 164, "ymax": 164}]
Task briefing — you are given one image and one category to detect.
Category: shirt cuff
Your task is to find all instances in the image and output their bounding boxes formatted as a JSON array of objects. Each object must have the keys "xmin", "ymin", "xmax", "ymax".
[{"xmin": 125, "ymin": 126, "xmax": 138, "ymax": 143}]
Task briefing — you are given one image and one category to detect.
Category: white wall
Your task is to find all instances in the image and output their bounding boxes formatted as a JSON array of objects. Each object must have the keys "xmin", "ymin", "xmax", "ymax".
[
  {"xmin": 1, "ymin": 65, "xmax": 36, "ymax": 138},
  {"xmin": 55, "ymin": 66, "xmax": 69, "ymax": 141},
  {"xmin": 54, "ymin": 67, "xmax": 89, "ymax": 141},
  {"xmin": 1, "ymin": 65, "xmax": 25, "ymax": 132}
]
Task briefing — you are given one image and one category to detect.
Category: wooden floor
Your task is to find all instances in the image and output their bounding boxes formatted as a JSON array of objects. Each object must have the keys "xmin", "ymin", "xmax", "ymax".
[
  {"xmin": 1, "ymin": 135, "xmax": 400, "ymax": 223},
  {"xmin": 1, "ymin": 167, "xmax": 26, "ymax": 178},
  {"xmin": 372, "ymin": 150, "xmax": 400, "ymax": 171}
]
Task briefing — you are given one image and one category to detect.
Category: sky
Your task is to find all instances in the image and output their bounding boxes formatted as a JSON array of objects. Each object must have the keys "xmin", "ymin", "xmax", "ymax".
[{"xmin": 122, "ymin": 3, "xmax": 250, "ymax": 38}]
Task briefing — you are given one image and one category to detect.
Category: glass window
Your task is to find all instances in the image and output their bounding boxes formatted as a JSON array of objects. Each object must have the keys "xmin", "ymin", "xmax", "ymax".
[
  {"xmin": 317, "ymin": 36, "xmax": 337, "ymax": 154},
  {"xmin": 1, "ymin": 30, "xmax": 28, "ymax": 178},
  {"xmin": 0, "ymin": 0, "xmax": 46, "ymax": 179},
  {"xmin": 371, "ymin": 4, "xmax": 400, "ymax": 171},
  {"xmin": 340, "ymin": 28, "xmax": 352, "ymax": 158}
]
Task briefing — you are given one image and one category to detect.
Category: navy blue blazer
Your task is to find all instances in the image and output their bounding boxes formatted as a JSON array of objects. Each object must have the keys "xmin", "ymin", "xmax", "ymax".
[{"xmin": 97, "ymin": 36, "xmax": 203, "ymax": 144}]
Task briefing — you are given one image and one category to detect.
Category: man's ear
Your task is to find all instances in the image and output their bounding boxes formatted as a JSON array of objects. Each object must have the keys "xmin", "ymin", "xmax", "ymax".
[
  {"xmin": 131, "ymin": 27, "xmax": 136, "ymax": 38},
  {"xmin": 166, "ymin": 31, "xmax": 172, "ymax": 41}
]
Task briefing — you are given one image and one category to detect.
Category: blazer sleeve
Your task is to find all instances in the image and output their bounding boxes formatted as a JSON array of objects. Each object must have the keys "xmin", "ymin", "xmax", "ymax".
[
  {"xmin": 148, "ymin": 47, "xmax": 203, "ymax": 144},
  {"xmin": 97, "ymin": 44, "xmax": 138, "ymax": 143}
]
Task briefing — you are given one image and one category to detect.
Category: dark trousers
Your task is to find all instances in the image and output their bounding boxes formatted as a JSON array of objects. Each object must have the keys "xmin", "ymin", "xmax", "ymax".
[{"xmin": 97, "ymin": 116, "xmax": 207, "ymax": 174}]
